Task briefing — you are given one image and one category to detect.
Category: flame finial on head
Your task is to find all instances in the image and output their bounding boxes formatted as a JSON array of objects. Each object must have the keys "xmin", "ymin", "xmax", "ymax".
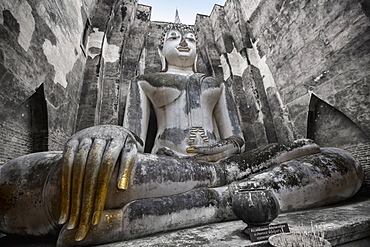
[{"xmin": 174, "ymin": 9, "xmax": 181, "ymax": 23}]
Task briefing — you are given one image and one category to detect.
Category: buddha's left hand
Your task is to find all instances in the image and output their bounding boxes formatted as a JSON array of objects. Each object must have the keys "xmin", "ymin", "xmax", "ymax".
[{"xmin": 186, "ymin": 136, "xmax": 244, "ymax": 162}]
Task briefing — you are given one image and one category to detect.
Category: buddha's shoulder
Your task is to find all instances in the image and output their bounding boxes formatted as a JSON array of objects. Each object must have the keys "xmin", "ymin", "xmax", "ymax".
[
  {"xmin": 196, "ymin": 73, "xmax": 223, "ymax": 87},
  {"xmin": 132, "ymin": 72, "xmax": 224, "ymax": 88},
  {"xmin": 134, "ymin": 73, "xmax": 185, "ymax": 88}
]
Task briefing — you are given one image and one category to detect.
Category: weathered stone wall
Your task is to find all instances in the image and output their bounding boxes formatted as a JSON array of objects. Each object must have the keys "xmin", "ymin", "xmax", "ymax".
[
  {"xmin": 75, "ymin": 0, "xmax": 137, "ymax": 130},
  {"xmin": 0, "ymin": 0, "xmax": 99, "ymax": 164},
  {"xmin": 75, "ymin": 0, "xmax": 154, "ymax": 129},
  {"xmin": 118, "ymin": 3, "xmax": 153, "ymax": 124},
  {"xmin": 250, "ymin": 0, "xmax": 369, "ymax": 141}
]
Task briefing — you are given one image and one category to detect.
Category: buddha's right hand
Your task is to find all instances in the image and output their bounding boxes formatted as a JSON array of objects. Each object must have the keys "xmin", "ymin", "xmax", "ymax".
[
  {"xmin": 58, "ymin": 125, "xmax": 139, "ymax": 242},
  {"xmin": 186, "ymin": 136, "xmax": 245, "ymax": 162}
]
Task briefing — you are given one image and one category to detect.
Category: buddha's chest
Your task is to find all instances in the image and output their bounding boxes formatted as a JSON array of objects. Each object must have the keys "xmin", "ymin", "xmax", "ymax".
[{"xmin": 139, "ymin": 77, "xmax": 222, "ymax": 109}]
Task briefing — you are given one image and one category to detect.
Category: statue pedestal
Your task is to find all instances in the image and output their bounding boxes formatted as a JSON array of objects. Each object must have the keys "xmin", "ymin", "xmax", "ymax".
[
  {"xmin": 1, "ymin": 196, "xmax": 370, "ymax": 246},
  {"xmin": 100, "ymin": 196, "xmax": 370, "ymax": 247}
]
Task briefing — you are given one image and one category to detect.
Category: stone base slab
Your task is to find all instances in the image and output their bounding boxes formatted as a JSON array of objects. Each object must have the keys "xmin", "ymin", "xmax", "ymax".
[
  {"xmin": 1, "ymin": 196, "xmax": 370, "ymax": 246},
  {"xmin": 100, "ymin": 196, "xmax": 370, "ymax": 247}
]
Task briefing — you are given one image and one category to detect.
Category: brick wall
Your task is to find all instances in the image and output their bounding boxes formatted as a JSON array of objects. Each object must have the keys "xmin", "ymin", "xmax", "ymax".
[
  {"xmin": 0, "ymin": 118, "xmax": 32, "ymax": 165},
  {"xmin": 345, "ymin": 142, "xmax": 370, "ymax": 196}
]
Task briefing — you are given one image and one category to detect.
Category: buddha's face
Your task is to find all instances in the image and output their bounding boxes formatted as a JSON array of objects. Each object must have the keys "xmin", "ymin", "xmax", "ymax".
[{"xmin": 162, "ymin": 29, "xmax": 197, "ymax": 69}]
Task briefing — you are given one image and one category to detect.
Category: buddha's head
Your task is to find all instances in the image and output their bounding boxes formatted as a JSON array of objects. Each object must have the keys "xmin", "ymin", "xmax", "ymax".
[{"xmin": 159, "ymin": 23, "xmax": 198, "ymax": 73}]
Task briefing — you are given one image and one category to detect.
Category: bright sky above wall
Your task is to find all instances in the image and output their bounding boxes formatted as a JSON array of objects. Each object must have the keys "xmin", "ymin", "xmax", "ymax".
[{"xmin": 139, "ymin": 0, "xmax": 226, "ymax": 24}]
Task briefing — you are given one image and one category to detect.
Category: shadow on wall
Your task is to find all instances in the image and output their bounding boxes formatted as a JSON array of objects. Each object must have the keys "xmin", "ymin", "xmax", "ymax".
[
  {"xmin": 29, "ymin": 84, "xmax": 49, "ymax": 153},
  {"xmin": 307, "ymin": 93, "xmax": 370, "ymax": 148}
]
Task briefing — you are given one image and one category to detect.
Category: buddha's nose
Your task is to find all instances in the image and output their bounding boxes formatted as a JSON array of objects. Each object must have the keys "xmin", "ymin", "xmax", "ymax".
[{"xmin": 179, "ymin": 37, "xmax": 188, "ymax": 47}]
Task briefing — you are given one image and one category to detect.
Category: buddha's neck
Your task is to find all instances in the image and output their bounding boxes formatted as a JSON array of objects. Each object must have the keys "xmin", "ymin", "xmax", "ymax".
[{"xmin": 166, "ymin": 65, "xmax": 194, "ymax": 75}]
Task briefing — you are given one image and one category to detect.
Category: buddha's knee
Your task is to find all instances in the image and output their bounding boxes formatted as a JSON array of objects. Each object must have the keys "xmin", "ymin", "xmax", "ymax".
[
  {"xmin": 243, "ymin": 147, "xmax": 363, "ymax": 212},
  {"xmin": 0, "ymin": 151, "xmax": 63, "ymax": 236}
]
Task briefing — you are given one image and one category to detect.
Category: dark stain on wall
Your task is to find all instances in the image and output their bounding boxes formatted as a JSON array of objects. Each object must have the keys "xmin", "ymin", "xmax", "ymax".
[
  {"xmin": 136, "ymin": 10, "xmax": 149, "ymax": 21},
  {"xmin": 3, "ymin": 10, "xmax": 20, "ymax": 37}
]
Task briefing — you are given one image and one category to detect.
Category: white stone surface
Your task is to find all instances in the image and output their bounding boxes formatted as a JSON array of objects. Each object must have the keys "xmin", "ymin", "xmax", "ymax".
[{"xmin": 39, "ymin": 1, "xmax": 84, "ymax": 88}]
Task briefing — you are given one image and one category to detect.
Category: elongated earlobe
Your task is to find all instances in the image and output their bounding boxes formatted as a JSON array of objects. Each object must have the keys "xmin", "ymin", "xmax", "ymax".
[
  {"xmin": 193, "ymin": 54, "xmax": 198, "ymax": 73},
  {"xmin": 158, "ymin": 47, "xmax": 167, "ymax": 72}
]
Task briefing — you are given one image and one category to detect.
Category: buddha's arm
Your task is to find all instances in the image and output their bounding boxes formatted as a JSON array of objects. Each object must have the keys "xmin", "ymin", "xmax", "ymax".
[
  {"xmin": 187, "ymin": 83, "xmax": 245, "ymax": 161},
  {"xmin": 123, "ymin": 78, "xmax": 151, "ymax": 152}
]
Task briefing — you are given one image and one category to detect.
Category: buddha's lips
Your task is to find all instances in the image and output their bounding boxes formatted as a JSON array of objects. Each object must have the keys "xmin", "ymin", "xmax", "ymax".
[{"xmin": 177, "ymin": 47, "xmax": 190, "ymax": 52}]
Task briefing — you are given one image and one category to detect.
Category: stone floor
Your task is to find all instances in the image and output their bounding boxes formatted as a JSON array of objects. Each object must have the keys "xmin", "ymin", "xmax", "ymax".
[{"xmin": 1, "ymin": 196, "xmax": 370, "ymax": 246}]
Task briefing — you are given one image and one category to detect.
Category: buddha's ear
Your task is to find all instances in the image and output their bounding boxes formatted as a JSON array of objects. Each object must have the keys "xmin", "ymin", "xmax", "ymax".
[
  {"xmin": 158, "ymin": 46, "xmax": 167, "ymax": 72},
  {"xmin": 193, "ymin": 53, "xmax": 198, "ymax": 73}
]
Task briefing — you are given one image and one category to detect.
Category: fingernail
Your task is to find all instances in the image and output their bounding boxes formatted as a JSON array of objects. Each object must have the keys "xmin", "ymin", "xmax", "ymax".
[
  {"xmin": 75, "ymin": 225, "xmax": 87, "ymax": 241},
  {"xmin": 186, "ymin": 148, "xmax": 195, "ymax": 153},
  {"xmin": 92, "ymin": 211, "xmax": 101, "ymax": 225},
  {"xmin": 58, "ymin": 214, "xmax": 67, "ymax": 225},
  {"xmin": 118, "ymin": 177, "xmax": 129, "ymax": 190},
  {"xmin": 67, "ymin": 216, "xmax": 77, "ymax": 229}
]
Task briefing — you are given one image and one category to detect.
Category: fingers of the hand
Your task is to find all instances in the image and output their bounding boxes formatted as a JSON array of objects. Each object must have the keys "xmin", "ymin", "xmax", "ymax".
[
  {"xmin": 67, "ymin": 138, "xmax": 92, "ymax": 230},
  {"xmin": 195, "ymin": 152, "xmax": 227, "ymax": 162},
  {"xmin": 59, "ymin": 139, "xmax": 79, "ymax": 225},
  {"xmin": 118, "ymin": 138, "xmax": 138, "ymax": 190},
  {"xmin": 75, "ymin": 139, "xmax": 106, "ymax": 241},
  {"xmin": 188, "ymin": 143, "xmax": 231, "ymax": 155},
  {"xmin": 91, "ymin": 138, "xmax": 125, "ymax": 226}
]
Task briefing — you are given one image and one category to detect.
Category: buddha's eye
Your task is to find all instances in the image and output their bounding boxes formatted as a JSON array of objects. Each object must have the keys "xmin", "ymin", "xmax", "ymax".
[
  {"xmin": 167, "ymin": 31, "xmax": 180, "ymax": 40},
  {"xmin": 185, "ymin": 33, "xmax": 196, "ymax": 42}
]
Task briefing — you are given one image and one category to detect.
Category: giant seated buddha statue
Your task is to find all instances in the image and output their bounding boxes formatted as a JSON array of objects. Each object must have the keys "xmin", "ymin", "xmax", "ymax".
[{"xmin": 0, "ymin": 22, "xmax": 363, "ymax": 246}]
